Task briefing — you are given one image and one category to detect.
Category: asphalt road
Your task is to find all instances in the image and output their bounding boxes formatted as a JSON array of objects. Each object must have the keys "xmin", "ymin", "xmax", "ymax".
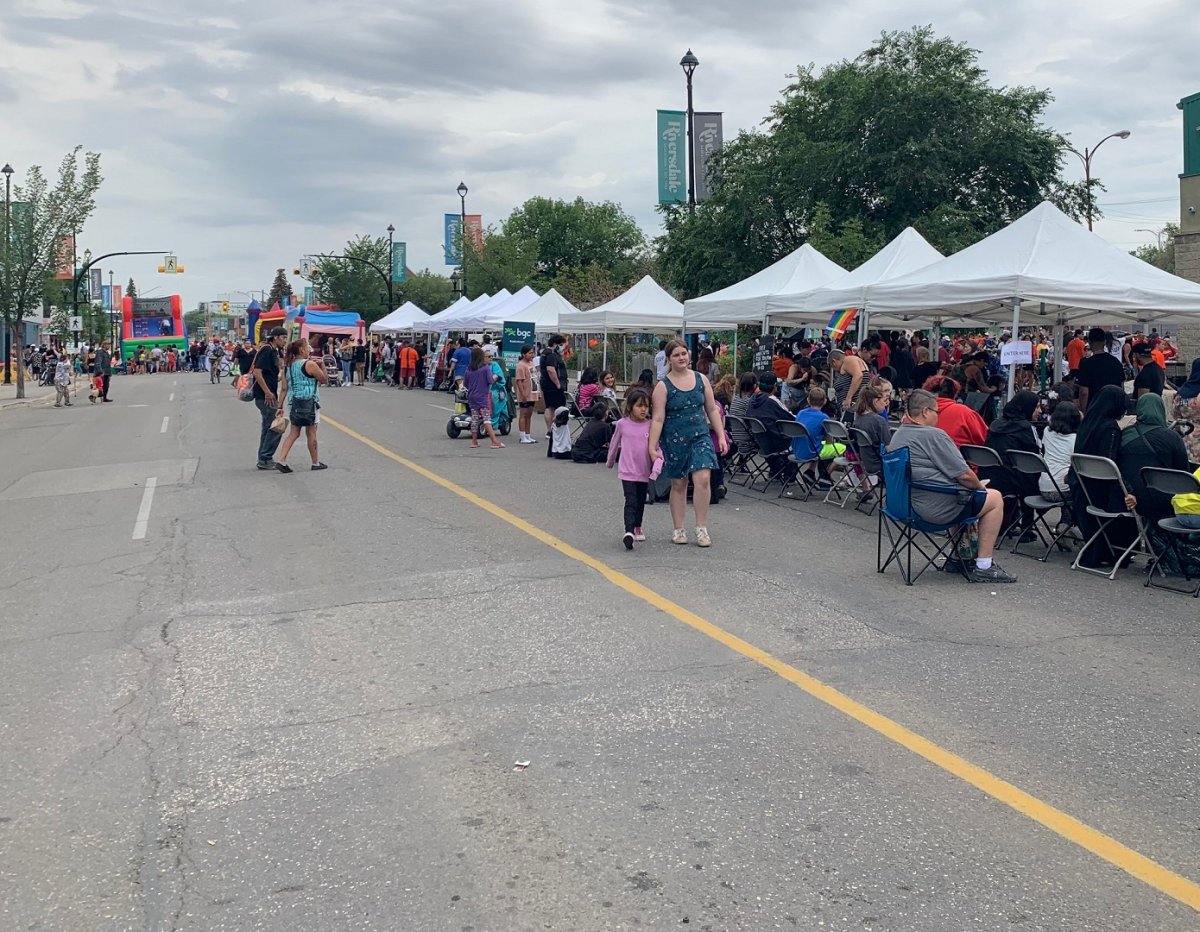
[{"xmin": 1, "ymin": 372, "xmax": 1198, "ymax": 931}]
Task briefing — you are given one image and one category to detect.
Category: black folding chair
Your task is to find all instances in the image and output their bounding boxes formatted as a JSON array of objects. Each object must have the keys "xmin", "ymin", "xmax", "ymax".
[
  {"xmin": 847, "ymin": 426, "xmax": 882, "ymax": 515},
  {"xmin": 1005, "ymin": 449, "xmax": 1077, "ymax": 560},
  {"xmin": 744, "ymin": 417, "xmax": 793, "ymax": 494},
  {"xmin": 1069, "ymin": 454, "xmax": 1157, "ymax": 580},
  {"xmin": 725, "ymin": 413, "xmax": 768, "ymax": 488},
  {"xmin": 877, "ymin": 446, "xmax": 976, "ymax": 586},
  {"xmin": 776, "ymin": 420, "xmax": 820, "ymax": 500},
  {"xmin": 1140, "ymin": 467, "xmax": 1200, "ymax": 597},
  {"xmin": 819, "ymin": 418, "xmax": 856, "ymax": 506},
  {"xmin": 961, "ymin": 444, "xmax": 1022, "ymax": 540}
]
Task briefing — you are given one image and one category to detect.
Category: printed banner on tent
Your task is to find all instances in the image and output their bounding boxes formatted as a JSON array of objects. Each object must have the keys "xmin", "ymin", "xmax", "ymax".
[
  {"xmin": 693, "ymin": 112, "xmax": 723, "ymax": 202},
  {"xmin": 501, "ymin": 320, "xmax": 534, "ymax": 371},
  {"xmin": 656, "ymin": 110, "xmax": 686, "ymax": 205},
  {"xmin": 391, "ymin": 241, "xmax": 407, "ymax": 283},
  {"xmin": 54, "ymin": 235, "xmax": 74, "ymax": 279},
  {"xmin": 826, "ymin": 307, "xmax": 858, "ymax": 337},
  {"xmin": 1000, "ymin": 340, "xmax": 1033, "ymax": 365},
  {"xmin": 444, "ymin": 215, "xmax": 484, "ymax": 265}
]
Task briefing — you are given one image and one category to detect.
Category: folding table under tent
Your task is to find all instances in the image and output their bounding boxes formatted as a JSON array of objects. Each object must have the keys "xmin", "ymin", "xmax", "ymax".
[
  {"xmin": 683, "ymin": 243, "xmax": 846, "ymax": 328},
  {"xmin": 766, "ymin": 228, "xmax": 945, "ymax": 338},
  {"xmin": 484, "ymin": 287, "xmax": 580, "ymax": 334},
  {"xmin": 369, "ymin": 301, "xmax": 432, "ymax": 334}
]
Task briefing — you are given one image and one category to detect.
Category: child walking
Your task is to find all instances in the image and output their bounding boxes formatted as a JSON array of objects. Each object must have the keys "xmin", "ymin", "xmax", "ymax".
[
  {"xmin": 463, "ymin": 347, "xmax": 504, "ymax": 449},
  {"xmin": 606, "ymin": 388, "xmax": 662, "ymax": 549}
]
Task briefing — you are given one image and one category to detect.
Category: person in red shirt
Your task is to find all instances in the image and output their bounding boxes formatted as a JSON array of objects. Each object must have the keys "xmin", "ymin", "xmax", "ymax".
[
  {"xmin": 399, "ymin": 342, "xmax": 419, "ymax": 389},
  {"xmin": 924, "ymin": 375, "xmax": 987, "ymax": 447},
  {"xmin": 1065, "ymin": 330, "xmax": 1086, "ymax": 379}
]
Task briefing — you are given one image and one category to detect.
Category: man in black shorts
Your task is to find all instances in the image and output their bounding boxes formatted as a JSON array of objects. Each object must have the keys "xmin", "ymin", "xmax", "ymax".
[{"xmin": 540, "ymin": 333, "xmax": 568, "ymax": 436}]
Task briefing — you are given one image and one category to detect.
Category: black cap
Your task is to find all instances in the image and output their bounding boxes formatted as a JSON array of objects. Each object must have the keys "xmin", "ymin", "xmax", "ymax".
[
  {"xmin": 267, "ymin": 327, "xmax": 287, "ymax": 337},
  {"xmin": 1131, "ymin": 342, "xmax": 1153, "ymax": 357}
]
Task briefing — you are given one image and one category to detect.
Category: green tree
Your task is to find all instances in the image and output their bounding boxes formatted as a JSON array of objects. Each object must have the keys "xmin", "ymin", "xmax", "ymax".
[
  {"xmin": 1131, "ymin": 223, "xmax": 1177, "ymax": 274},
  {"xmin": 463, "ymin": 196, "xmax": 648, "ymax": 305},
  {"xmin": 264, "ymin": 268, "xmax": 293, "ymax": 311},
  {"xmin": 656, "ymin": 27, "xmax": 1088, "ymax": 297},
  {"xmin": 126, "ymin": 277, "xmax": 138, "ymax": 299},
  {"xmin": 0, "ymin": 147, "xmax": 102, "ymax": 396},
  {"xmin": 311, "ymin": 235, "xmax": 393, "ymax": 322},
  {"xmin": 400, "ymin": 268, "xmax": 456, "ymax": 314}
]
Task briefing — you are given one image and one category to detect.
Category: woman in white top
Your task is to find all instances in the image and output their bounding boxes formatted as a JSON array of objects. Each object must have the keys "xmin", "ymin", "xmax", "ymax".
[{"xmin": 1040, "ymin": 401, "xmax": 1080, "ymax": 500}]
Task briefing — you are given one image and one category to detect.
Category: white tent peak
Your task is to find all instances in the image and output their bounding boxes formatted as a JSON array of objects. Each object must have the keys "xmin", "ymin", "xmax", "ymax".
[
  {"xmin": 485, "ymin": 287, "xmax": 577, "ymax": 331},
  {"xmin": 685, "ymin": 243, "xmax": 846, "ymax": 325},
  {"xmin": 370, "ymin": 300, "xmax": 432, "ymax": 333},
  {"xmin": 867, "ymin": 200, "xmax": 1200, "ymax": 322},
  {"xmin": 558, "ymin": 276, "xmax": 685, "ymax": 333}
]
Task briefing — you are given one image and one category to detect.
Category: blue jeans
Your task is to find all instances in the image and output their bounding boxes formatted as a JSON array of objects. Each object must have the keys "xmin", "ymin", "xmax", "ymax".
[
  {"xmin": 341, "ymin": 360, "xmax": 353, "ymax": 383},
  {"xmin": 1177, "ymin": 513, "xmax": 1200, "ymax": 529},
  {"xmin": 256, "ymin": 397, "xmax": 282, "ymax": 465}
]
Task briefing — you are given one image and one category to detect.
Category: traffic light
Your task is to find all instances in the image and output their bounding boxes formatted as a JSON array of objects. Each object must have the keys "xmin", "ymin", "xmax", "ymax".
[{"xmin": 222, "ymin": 302, "xmax": 229, "ymax": 313}]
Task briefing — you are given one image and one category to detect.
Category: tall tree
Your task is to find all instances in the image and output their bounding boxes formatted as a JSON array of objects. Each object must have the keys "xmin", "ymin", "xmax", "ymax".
[
  {"xmin": 264, "ymin": 268, "xmax": 293, "ymax": 311},
  {"xmin": 0, "ymin": 147, "xmax": 102, "ymax": 396},
  {"xmin": 464, "ymin": 196, "xmax": 648, "ymax": 305},
  {"xmin": 125, "ymin": 277, "xmax": 138, "ymax": 299},
  {"xmin": 400, "ymin": 269, "xmax": 456, "ymax": 314},
  {"xmin": 311, "ymin": 235, "xmax": 392, "ymax": 322},
  {"xmin": 656, "ymin": 27, "xmax": 1088, "ymax": 297}
]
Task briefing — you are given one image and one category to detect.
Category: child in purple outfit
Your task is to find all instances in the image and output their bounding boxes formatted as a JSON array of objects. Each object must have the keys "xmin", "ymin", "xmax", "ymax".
[
  {"xmin": 463, "ymin": 347, "xmax": 504, "ymax": 449},
  {"xmin": 607, "ymin": 387, "xmax": 662, "ymax": 549}
]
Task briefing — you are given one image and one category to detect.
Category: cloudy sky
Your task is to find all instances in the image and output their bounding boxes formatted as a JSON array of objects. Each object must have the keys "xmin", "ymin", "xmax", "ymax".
[{"xmin": 0, "ymin": 0, "xmax": 1191, "ymax": 312}]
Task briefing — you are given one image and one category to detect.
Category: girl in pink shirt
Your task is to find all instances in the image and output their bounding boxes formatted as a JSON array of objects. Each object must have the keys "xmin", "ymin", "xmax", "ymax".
[{"xmin": 607, "ymin": 387, "xmax": 663, "ymax": 550}]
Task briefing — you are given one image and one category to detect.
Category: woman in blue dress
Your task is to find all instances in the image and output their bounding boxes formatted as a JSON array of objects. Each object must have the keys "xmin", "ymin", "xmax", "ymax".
[
  {"xmin": 647, "ymin": 339, "xmax": 729, "ymax": 547},
  {"xmin": 485, "ymin": 349, "xmax": 508, "ymax": 431}
]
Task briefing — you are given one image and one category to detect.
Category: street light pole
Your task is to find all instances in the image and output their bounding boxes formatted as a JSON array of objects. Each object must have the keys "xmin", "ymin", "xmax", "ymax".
[
  {"xmin": 2, "ymin": 163, "xmax": 11, "ymax": 384},
  {"xmin": 386, "ymin": 224, "xmax": 395, "ymax": 316},
  {"xmin": 457, "ymin": 182, "xmax": 468, "ymax": 298},
  {"xmin": 71, "ymin": 251, "xmax": 169, "ymax": 356},
  {"xmin": 1066, "ymin": 130, "xmax": 1131, "ymax": 231},
  {"xmin": 1135, "ymin": 227, "xmax": 1165, "ymax": 250},
  {"xmin": 680, "ymin": 49, "xmax": 699, "ymax": 213}
]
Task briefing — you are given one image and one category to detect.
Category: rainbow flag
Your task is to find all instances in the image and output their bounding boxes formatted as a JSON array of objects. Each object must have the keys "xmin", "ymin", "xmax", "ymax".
[{"xmin": 826, "ymin": 307, "xmax": 858, "ymax": 337}]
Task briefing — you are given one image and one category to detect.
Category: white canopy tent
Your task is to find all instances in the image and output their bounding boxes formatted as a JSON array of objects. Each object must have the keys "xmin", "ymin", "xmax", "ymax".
[
  {"xmin": 484, "ymin": 287, "xmax": 579, "ymax": 332},
  {"xmin": 476, "ymin": 286, "xmax": 539, "ymax": 331},
  {"xmin": 557, "ymin": 276, "xmax": 686, "ymax": 333},
  {"xmin": 430, "ymin": 290, "xmax": 512, "ymax": 332},
  {"xmin": 426, "ymin": 295, "xmax": 478, "ymax": 328},
  {"xmin": 865, "ymin": 202, "xmax": 1200, "ymax": 327},
  {"xmin": 768, "ymin": 228, "xmax": 944, "ymax": 333},
  {"xmin": 684, "ymin": 243, "xmax": 846, "ymax": 327},
  {"xmin": 369, "ymin": 300, "xmax": 433, "ymax": 334}
]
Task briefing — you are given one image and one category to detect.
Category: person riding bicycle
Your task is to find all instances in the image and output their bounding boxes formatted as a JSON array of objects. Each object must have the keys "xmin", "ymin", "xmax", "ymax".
[{"xmin": 208, "ymin": 339, "xmax": 227, "ymax": 382}]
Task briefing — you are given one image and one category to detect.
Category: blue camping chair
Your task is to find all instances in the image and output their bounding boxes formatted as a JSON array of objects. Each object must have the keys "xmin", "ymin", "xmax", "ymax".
[{"xmin": 877, "ymin": 446, "xmax": 979, "ymax": 585}]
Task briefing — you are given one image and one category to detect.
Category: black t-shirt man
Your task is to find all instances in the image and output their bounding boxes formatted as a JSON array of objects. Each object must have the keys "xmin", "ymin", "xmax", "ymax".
[
  {"xmin": 1133, "ymin": 360, "xmax": 1165, "ymax": 397},
  {"xmin": 234, "ymin": 345, "xmax": 255, "ymax": 375},
  {"xmin": 1076, "ymin": 349, "xmax": 1125, "ymax": 410},
  {"xmin": 540, "ymin": 341, "xmax": 568, "ymax": 403},
  {"xmin": 251, "ymin": 343, "xmax": 281, "ymax": 401},
  {"xmin": 353, "ymin": 343, "xmax": 367, "ymax": 364}
]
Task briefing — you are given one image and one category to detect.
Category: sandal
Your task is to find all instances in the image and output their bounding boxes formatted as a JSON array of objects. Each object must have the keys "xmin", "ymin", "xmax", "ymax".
[{"xmin": 490, "ymin": 442, "xmax": 505, "ymax": 449}]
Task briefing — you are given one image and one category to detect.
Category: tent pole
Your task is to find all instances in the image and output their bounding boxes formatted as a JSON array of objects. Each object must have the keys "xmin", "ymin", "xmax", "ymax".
[
  {"xmin": 1007, "ymin": 297, "xmax": 1021, "ymax": 401},
  {"xmin": 858, "ymin": 309, "xmax": 869, "ymax": 347},
  {"xmin": 733, "ymin": 329, "xmax": 738, "ymax": 378},
  {"xmin": 602, "ymin": 330, "xmax": 608, "ymax": 370}
]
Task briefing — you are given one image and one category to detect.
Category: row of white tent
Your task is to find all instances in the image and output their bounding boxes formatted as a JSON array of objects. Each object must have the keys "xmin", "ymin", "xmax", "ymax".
[{"xmin": 371, "ymin": 201, "xmax": 1200, "ymax": 340}]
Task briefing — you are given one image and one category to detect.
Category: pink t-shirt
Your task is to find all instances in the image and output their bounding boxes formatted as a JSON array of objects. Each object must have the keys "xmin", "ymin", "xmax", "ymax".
[{"xmin": 607, "ymin": 417, "xmax": 662, "ymax": 482}]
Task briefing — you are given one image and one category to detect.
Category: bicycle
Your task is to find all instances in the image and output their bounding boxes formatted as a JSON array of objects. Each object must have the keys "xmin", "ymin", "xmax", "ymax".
[{"xmin": 210, "ymin": 357, "xmax": 232, "ymax": 383}]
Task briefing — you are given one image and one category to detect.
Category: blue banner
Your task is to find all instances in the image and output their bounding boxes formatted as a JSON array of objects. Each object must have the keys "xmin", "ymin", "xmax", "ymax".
[
  {"xmin": 444, "ymin": 214, "xmax": 462, "ymax": 265},
  {"xmin": 304, "ymin": 286, "xmax": 315, "ymax": 305},
  {"xmin": 392, "ymin": 241, "xmax": 407, "ymax": 283},
  {"xmin": 101, "ymin": 284, "xmax": 112, "ymax": 311}
]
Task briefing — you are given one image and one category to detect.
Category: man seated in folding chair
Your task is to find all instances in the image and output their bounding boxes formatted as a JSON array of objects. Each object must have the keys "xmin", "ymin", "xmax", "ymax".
[
  {"xmin": 888, "ymin": 389, "xmax": 1017, "ymax": 584},
  {"xmin": 793, "ymin": 387, "xmax": 845, "ymax": 492},
  {"xmin": 746, "ymin": 371, "xmax": 800, "ymax": 484}
]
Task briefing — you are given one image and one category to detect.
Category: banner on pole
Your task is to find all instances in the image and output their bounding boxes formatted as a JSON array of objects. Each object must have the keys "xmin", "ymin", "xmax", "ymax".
[
  {"xmin": 391, "ymin": 241, "xmax": 407, "ymax": 283},
  {"xmin": 55, "ymin": 235, "xmax": 74, "ymax": 279},
  {"xmin": 693, "ymin": 112, "xmax": 723, "ymax": 202},
  {"xmin": 304, "ymin": 286, "xmax": 315, "ymax": 305},
  {"xmin": 89, "ymin": 267, "xmax": 103, "ymax": 302},
  {"xmin": 656, "ymin": 110, "xmax": 686, "ymax": 205},
  {"xmin": 102, "ymin": 284, "xmax": 112, "ymax": 310},
  {"xmin": 444, "ymin": 215, "xmax": 483, "ymax": 264}
]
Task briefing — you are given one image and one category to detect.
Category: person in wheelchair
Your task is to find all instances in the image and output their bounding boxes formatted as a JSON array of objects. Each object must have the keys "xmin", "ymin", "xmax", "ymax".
[{"xmin": 887, "ymin": 389, "xmax": 1016, "ymax": 584}]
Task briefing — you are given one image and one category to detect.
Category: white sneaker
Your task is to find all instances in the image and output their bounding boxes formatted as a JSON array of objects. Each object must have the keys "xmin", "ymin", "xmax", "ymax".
[
  {"xmin": 695, "ymin": 527, "xmax": 712, "ymax": 547},
  {"xmin": 672, "ymin": 528, "xmax": 688, "ymax": 545},
  {"xmin": 520, "ymin": 435, "xmax": 537, "ymax": 444}
]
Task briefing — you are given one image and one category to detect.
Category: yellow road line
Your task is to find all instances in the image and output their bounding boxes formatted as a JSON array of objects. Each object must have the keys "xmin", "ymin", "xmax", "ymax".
[{"xmin": 325, "ymin": 414, "xmax": 1200, "ymax": 913}]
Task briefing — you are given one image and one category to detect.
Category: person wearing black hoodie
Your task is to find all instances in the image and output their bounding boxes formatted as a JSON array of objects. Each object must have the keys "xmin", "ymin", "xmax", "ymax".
[
  {"xmin": 983, "ymin": 390, "xmax": 1042, "ymax": 536},
  {"xmin": 1070, "ymin": 384, "xmax": 1137, "ymax": 568},
  {"xmin": 747, "ymin": 371, "xmax": 796, "ymax": 479}
]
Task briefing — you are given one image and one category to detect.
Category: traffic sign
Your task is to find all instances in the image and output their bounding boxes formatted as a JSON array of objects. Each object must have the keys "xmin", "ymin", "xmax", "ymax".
[
  {"xmin": 163, "ymin": 255, "xmax": 178, "ymax": 273},
  {"xmin": 69, "ymin": 316, "xmax": 83, "ymax": 331}
]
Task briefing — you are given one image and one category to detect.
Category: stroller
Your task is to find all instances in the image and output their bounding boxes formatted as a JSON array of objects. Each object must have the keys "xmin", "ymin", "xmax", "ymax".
[
  {"xmin": 323, "ymin": 354, "xmax": 344, "ymax": 387},
  {"xmin": 446, "ymin": 383, "xmax": 513, "ymax": 438}
]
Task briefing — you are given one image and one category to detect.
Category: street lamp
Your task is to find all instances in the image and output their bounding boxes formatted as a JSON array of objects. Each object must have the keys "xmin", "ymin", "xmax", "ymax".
[
  {"xmin": 3, "ymin": 163, "xmax": 13, "ymax": 383},
  {"xmin": 1136, "ymin": 227, "xmax": 1165, "ymax": 250},
  {"xmin": 456, "ymin": 181, "xmax": 468, "ymax": 298},
  {"xmin": 680, "ymin": 49, "xmax": 699, "ymax": 212},
  {"xmin": 450, "ymin": 270, "xmax": 460, "ymax": 298},
  {"xmin": 386, "ymin": 224, "xmax": 395, "ymax": 317},
  {"xmin": 1065, "ymin": 130, "xmax": 1131, "ymax": 231}
]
